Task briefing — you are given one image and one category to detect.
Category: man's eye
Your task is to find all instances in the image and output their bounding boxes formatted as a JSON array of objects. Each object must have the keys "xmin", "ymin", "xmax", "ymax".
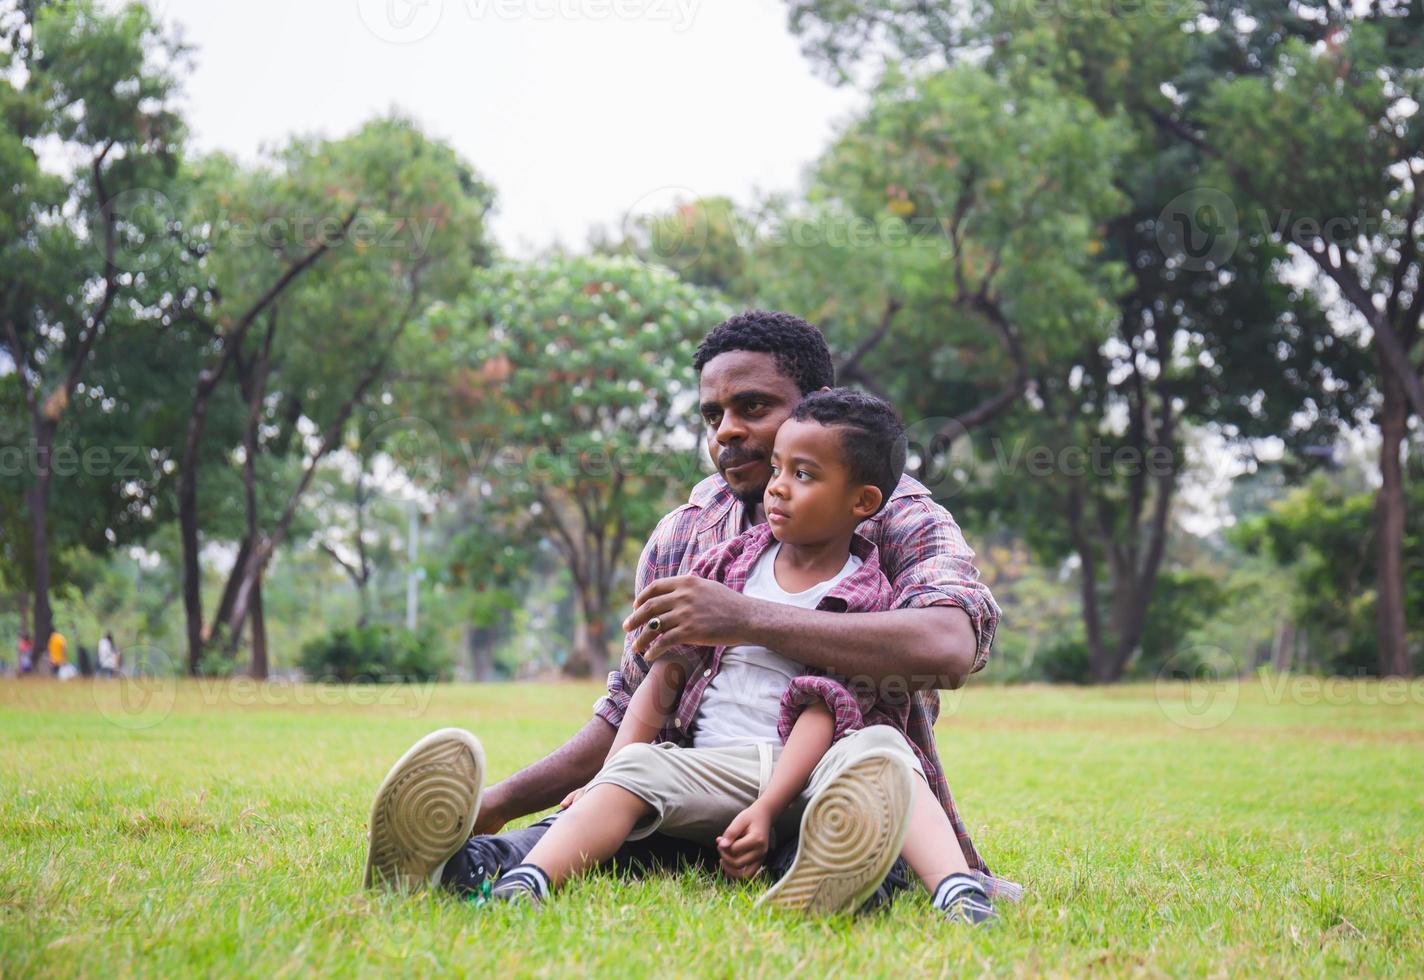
[
  {"xmin": 703, "ymin": 413, "xmax": 721, "ymax": 427},
  {"xmin": 744, "ymin": 401, "xmax": 765, "ymax": 415}
]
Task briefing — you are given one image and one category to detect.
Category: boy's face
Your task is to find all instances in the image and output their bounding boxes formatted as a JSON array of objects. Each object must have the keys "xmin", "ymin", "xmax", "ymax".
[{"xmin": 763, "ymin": 418, "xmax": 883, "ymax": 545}]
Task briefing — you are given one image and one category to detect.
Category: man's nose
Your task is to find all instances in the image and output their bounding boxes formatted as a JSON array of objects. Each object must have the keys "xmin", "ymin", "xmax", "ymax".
[{"xmin": 715, "ymin": 412, "xmax": 746, "ymax": 444}]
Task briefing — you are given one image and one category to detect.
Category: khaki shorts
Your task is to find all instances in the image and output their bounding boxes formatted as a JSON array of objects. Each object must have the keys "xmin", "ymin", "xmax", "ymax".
[{"xmin": 586, "ymin": 725, "xmax": 925, "ymax": 849}]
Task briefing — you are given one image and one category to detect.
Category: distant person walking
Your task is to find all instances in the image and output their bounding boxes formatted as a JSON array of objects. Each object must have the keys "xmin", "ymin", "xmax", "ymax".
[
  {"xmin": 18, "ymin": 631, "xmax": 33, "ymax": 674},
  {"xmin": 48, "ymin": 630, "xmax": 67, "ymax": 676},
  {"xmin": 98, "ymin": 632, "xmax": 120, "ymax": 678}
]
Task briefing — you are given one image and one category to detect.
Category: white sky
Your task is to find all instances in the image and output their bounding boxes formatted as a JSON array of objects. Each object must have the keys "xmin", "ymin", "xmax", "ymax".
[{"xmin": 149, "ymin": 0, "xmax": 862, "ymax": 255}]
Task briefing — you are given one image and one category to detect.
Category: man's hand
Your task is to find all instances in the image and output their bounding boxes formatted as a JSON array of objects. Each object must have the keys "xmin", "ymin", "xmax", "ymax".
[
  {"xmin": 622, "ymin": 575, "xmax": 753, "ymax": 662},
  {"xmin": 471, "ymin": 786, "xmax": 509, "ymax": 836},
  {"xmin": 717, "ymin": 803, "xmax": 773, "ymax": 880},
  {"xmin": 558, "ymin": 784, "xmax": 589, "ymax": 810}
]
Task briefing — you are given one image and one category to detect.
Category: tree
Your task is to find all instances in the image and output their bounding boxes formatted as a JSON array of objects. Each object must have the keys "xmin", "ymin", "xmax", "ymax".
[
  {"xmin": 433, "ymin": 255, "xmax": 730, "ymax": 676},
  {"xmin": 173, "ymin": 116, "xmax": 495, "ymax": 675},
  {"xmin": 1, "ymin": 0, "xmax": 186, "ymax": 651},
  {"xmin": 778, "ymin": 0, "xmax": 1372, "ymax": 680}
]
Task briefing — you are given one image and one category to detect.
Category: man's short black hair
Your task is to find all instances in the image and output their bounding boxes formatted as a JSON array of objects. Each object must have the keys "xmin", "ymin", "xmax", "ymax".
[
  {"xmin": 693, "ymin": 309, "xmax": 835, "ymax": 395},
  {"xmin": 791, "ymin": 388, "xmax": 906, "ymax": 514}
]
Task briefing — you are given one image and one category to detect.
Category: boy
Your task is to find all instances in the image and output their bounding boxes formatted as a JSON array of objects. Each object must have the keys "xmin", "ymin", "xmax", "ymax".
[{"xmin": 484, "ymin": 389, "xmax": 997, "ymax": 924}]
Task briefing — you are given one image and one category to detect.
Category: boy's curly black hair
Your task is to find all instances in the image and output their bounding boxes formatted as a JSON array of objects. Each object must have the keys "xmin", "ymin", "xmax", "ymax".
[
  {"xmin": 791, "ymin": 388, "xmax": 906, "ymax": 514},
  {"xmin": 692, "ymin": 310, "xmax": 835, "ymax": 395}
]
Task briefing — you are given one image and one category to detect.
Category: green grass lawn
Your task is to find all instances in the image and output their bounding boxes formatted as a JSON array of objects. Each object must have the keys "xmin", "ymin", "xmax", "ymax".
[{"xmin": 2, "ymin": 676, "xmax": 1421, "ymax": 977}]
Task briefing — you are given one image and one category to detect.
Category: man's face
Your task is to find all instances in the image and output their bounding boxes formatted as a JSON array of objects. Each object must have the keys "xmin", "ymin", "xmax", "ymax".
[
  {"xmin": 764, "ymin": 418, "xmax": 881, "ymax": 545},
  {"xmin": 698, "ymin": 350, "xmax": 802, "ymax": 505}
]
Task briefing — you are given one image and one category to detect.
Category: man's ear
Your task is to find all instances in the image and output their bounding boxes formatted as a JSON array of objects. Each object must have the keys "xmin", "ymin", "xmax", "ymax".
[{"xmin": 851, "ymin": 485, "xmax": 883, "ymax": 520}]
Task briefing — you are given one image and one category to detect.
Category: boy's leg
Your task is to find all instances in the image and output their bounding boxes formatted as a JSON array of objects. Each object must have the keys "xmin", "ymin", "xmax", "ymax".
[
  {"xmin": 441, "ymin": 815, "xmax": 718, "ymax": 897},
  {"xmin": 488, "ymin": 741, "xmax": 764, "ymax": 904},
  {"xmin": 518, "ymin": 783, "xmax": 653, "ymax": 887},
  {"xmin": 899, "ymin": 773, "xmax": 972, "ymax": 884},
  {"xmin": 899, "ymin": 772, "xmax": 998, "ymax": 926}
]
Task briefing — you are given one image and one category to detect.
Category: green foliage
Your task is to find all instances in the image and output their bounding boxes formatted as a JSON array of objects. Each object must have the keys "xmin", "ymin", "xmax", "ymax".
[
  {"xmin": 298, "ymin": 623, "xmax": 450, "ymax": 683},
  {"xmin": 428, "ymin": 254, "xmax": 731, "ymax": 674},
  {"xmin": 1233, "ymin": 473, "xmax": 1424, "ymax": 676}
]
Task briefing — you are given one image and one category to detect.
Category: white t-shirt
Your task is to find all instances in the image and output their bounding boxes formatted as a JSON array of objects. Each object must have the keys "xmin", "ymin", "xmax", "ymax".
[{"xmin": 690, "ymin": 543, "xmax": 862, "ymax": 749}]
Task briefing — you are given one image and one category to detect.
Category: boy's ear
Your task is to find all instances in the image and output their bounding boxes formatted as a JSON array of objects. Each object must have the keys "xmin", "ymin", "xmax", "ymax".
[{"xmin": 851, "ymin": 484, "xmax": 883, "ymax": 520}]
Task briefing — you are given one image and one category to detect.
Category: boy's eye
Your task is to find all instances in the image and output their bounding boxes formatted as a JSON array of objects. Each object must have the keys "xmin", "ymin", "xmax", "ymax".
[
  {"xmin": 795, "ymin": 469, "xmax": 811, "ymax": 481},
  {"xmin": 768, "ymin": 464, "xmax": 781, "ymax": 476}
]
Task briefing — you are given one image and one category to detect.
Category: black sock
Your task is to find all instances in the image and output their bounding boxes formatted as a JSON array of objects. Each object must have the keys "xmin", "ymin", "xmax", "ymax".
[{"xmin": 490, "ymin": 863, "xmax": 551, "ymax": 903}]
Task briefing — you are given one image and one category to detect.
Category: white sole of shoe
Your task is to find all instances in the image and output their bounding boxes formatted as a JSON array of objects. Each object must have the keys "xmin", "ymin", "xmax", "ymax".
[
  {"xmin": 363, "ymin": 727, "xmax": 485, "ymax": 891},
  {"xmin": 757, "ymin": 748, "xmax": 914, "ymax": 916}
]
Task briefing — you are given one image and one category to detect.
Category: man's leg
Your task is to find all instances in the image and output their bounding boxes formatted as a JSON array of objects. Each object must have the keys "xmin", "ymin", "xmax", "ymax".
[{"xmin": 759, "ymin": 725, "xmax": 918, "ymax": 916}]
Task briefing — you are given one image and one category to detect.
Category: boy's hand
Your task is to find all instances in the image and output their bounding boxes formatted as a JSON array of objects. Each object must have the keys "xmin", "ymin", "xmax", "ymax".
[
  {"xmin": 717, "ymin": 803, "xmax": 773, "ymax": 880},
  {"xmin": 559, "ymin": 785, "xmax": 589, "ymax": 810}
]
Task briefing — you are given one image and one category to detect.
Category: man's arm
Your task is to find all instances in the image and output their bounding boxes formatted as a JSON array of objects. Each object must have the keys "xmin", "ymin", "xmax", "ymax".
[
  {"xmin": 625, "ymin": 494, "xmax": 998, "ymax": 691},
  {"xmin": 626, "ymin": 583, "xmax": 977, "ymax": 691}
]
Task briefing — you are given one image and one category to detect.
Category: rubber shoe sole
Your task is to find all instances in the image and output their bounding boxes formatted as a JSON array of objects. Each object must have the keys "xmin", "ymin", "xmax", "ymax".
[
  {"xmin": 363, "ymin": 728, "xmax": 485, "ymax": 891},
  {"xmin": 757, "ymin": 748, "xmax": 914, "ymax": 915}
]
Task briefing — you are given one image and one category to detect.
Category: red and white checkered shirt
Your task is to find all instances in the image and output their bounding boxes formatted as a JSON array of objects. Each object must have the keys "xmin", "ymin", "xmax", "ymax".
[{"xmin": 595, "ymin": 473, "xmax": 1021, "ymax": 900}]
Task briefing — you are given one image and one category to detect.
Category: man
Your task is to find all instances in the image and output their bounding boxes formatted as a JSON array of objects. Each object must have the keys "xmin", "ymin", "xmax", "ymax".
[{"xmin": 365, "ymin": 310, "xmax": 1020, "ymax": 911}]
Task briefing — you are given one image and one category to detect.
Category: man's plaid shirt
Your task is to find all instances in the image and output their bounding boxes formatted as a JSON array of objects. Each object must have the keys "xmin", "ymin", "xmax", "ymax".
[{"xmin": 594, "ymin": 473, "xmax": 1021, "ymax": 900}]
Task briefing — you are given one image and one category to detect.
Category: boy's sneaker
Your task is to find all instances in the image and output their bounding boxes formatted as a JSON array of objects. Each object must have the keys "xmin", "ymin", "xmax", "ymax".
[
  {"xmin": 933, "ymin": 872, "xmax": 998, "ymax": 926},
  {"xmin": 364, "ymin": 728, "xmax": 485, "ymax": 891},
  {"xmin": 483, "ymin": 863, "xmax": 551, "ymax": 907},
  {"xmin": 757, "ymin": 748, "xmax": 914, "ymax": 915}
]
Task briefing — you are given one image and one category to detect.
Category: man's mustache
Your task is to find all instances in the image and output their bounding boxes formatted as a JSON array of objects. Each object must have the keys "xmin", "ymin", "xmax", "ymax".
[{"xmin": 717, "ymin": 448, "xmax": 765, "ymax": 471}]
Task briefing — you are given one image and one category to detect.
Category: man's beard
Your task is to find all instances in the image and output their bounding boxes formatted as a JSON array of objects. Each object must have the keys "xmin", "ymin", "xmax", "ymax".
[
  {"xmin": 718, "ymin": 447, "xmax": 767, "ymax": 508},
  {"xmin": 733, "ymin": 482, "xmax": 768, "ymax": 508}
]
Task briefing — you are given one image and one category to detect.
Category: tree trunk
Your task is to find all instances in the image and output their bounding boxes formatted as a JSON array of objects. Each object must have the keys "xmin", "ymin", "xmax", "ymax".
[
  {"xmin": 212, "ymin": 535, "xmax": 253, "ymax": 635},
  {"xmin": 465, "ymin": 623, "xmax": 495, "ymax": 682},
  {"xmin": 180, "ymin": 368, "xmax": 224, "ymax": 675},
  {"xmin": 1375, "ymin": 363, "xmax": 1411, "ymax": 677},
  {"xmin": 1066, "ymin": 485, "xmax": 1111, "ymax": 680},
  {"xmin": 564, "ymin": 584, "xmax": 604, "ymax": 679},
  {"xmin": 249, "ymin": 576, "xmax": 268, "ymax": 679},
  {"xmin": 25, "ymin": 423, "xmax": 54, "ymax": 653}
]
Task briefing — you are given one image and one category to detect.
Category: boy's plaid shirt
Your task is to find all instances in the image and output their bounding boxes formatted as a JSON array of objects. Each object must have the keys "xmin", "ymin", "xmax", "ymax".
[
  {"xmin": 651, "ymin": 521, "xmax": 904, "ymax": 745},
  {"xmin": 595, "ymin": 473, "xmax": 1022, "ymax": 900}
]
